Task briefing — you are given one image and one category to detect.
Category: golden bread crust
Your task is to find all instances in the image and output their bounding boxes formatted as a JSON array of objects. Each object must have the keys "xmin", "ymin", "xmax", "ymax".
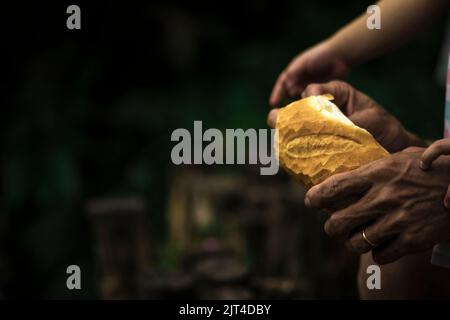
[{"xmin": 276, "ymin": 95, "xmax": 389, "ymax": 188}]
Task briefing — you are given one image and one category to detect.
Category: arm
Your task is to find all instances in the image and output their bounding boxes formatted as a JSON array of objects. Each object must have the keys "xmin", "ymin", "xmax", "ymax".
[
  {"xmin": 331, "ymin": 0, "xmax": 450, "ymax": 67},
  {"xmin": 270, "ymin": 0, "xmax": 449, "ymax": 106}
]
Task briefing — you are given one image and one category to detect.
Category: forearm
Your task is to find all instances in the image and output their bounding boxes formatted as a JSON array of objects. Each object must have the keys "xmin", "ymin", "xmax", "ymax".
[{"xmin": 328, "ymin": 0, "xmax": 449, "ymax": 67}]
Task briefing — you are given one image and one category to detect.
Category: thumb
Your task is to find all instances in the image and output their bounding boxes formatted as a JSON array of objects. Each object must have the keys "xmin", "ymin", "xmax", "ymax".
[{"xmin": 302, "ymin": 81, "xmax": 353, "ymax": 114}]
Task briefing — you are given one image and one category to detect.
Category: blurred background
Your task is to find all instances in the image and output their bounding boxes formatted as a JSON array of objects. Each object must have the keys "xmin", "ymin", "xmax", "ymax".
[{"xmin": 1, "ymin": 0, "xmax": 447, "ymax": 299}]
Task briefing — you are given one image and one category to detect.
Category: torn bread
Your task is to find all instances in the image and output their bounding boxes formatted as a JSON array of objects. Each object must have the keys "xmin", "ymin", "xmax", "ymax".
[{"xmin": 276, "ymin": 94, "xmax": 389, "ymax": 188}]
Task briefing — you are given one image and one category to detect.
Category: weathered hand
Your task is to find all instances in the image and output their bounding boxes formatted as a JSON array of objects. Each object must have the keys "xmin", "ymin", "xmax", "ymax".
[
  {"xmin": 420, "ymin": 138, "xmax": 450, "ymax": 209},
  {"xmin": 302, "ymin": 81, "xmax": 427, "ymax": 153},
  {"xmin": 268, "ymin": 81, "xmax": 424, "ymax": 153},
  {"xmin": 305, "ymin": 148, "xmax": 450, "ymax": 264}
]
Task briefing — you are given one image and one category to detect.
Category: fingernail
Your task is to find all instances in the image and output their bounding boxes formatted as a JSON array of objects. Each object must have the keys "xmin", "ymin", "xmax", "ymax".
[
  {"xmin": 304, "ymin": 196, "xmax": 311, "ymax": 208},
  {"xmin": 420, "ymin": 161, "xmax": 428, "ymax": 170}
]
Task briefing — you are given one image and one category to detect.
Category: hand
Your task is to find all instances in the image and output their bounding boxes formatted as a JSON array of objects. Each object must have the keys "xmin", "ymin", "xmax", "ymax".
[
  {"xmin": 420, "ymin": 138, "xmax": 450, "ymax": 208},
  {"xmin": 268, "ymin": 81, "xmax": 425, "ymax": 153},
  {"xmin": 269, "ymin": 40, "xmax": 350, "ymax": 107},
  {"xmin": 305, "ymin": 148, "xmax": 450, "ymax": 264}
]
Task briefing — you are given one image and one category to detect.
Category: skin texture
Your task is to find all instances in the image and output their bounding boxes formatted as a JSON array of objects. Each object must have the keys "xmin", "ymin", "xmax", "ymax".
[
  {"xmin": 269, "ymin": 0, "xmax": 449, "ymax": 107},
  {"xmin": 268, "ymin": 0, "xmax": 449, "ymax": 300},
  {"xmin": 267, "ymin": 81, "xmax": 450, "ymax": 299},
  {"xmin": 299, "ymin": 83, "xmax": 450, "ymax": 264},
  {"xmin": 269, "ymin": 41, "xmax": 349, "ymax": 106},
  {"xmin": 305, "ymin": 148, "xmax": 450, "ymax": 264},
  {"xmin": 421, "ymin": 139, "xmax": 450, "ymax": 209},
  {"xmin": 268, "ymin": 81, "xmax": 425, "ymax": 153}
]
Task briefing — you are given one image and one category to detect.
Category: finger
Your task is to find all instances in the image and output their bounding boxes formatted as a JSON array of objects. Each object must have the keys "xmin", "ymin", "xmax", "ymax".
[
  {"xmin": 285, "ymin": 77, "xmax": 303, "ymax": 99},
  {"xmin": 267, "ymin": 108, "xmax": 279, "ymax": 128},
  {"xmin": 305, "ymin": 170, "xmax": 372, "ymax": 209},
  {"xmin": 346, "ymin": 214, "xmax": 400, "ymax": 254},
  {"xmin": 302, "ymin": 83, "xmax": 328, "ymax": 97},
  {"xmin": 325, "ymin": 194, "xmax": 363, "ymax": 212},
  {"xmin": 444, "ymin": 184, "xmax": 450, "ymax": 209},
  {"xmin": 420, "ymin": 139, "xmax": 450, "ymax": 170},
  {"xmin": 370, "ymin": 237, "xmax": 405, "ymax": 265},
  {"xmin": 346, "ymin": 109, "xmax": 378, "ymax": 130},
  {"xmin": 302, "ymin": 81, "xmax": 352, "ymax": 113},
  {"xmin": 323, "ymin": 194, "xmax": 379, "ymax": 239},
  {"xmin": 346, "ymin": 228, "xmax": 374, "ymax": 254},
  {"xmin": 270, "ymin": 72, "xmax": 288, "ymax": 106}
]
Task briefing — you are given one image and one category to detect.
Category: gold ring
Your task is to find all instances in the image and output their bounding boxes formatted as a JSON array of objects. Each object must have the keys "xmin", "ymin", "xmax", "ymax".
[{"xmin": 362, "ymin": 229, "xmax": 377, "ymax": 247}]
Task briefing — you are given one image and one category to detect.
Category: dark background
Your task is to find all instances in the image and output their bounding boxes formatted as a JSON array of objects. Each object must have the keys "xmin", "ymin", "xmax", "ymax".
[{"xmin": 1, "ymin": 1, "xmax": 447, "ymax": 298}]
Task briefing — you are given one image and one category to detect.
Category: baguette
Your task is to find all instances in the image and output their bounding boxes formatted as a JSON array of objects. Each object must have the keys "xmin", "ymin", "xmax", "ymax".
[{"xmin": 276, "ymin": 95, "xmax": 389, "ymax": 188}]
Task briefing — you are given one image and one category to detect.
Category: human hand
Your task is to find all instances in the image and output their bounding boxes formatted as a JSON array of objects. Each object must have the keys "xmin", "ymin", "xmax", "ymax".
[
  {"xmin": 268, "ymin": 81, "xmax": 424, "ymax": 153},
  {"xmin": 305, "ymin": 148, "xmax": 450, "ymax": 264},
  {"xmin": 269, "ymin": 40, "xmax": 350, "ymax": 107},
  {"xmin": 420, "ymin": 138, "xmax": 450, "ymax": 209}
]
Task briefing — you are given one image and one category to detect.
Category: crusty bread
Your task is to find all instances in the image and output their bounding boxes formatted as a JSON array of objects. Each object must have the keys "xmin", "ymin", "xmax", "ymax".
[{"xmin": 276, "ymin": 95, "xmax": 389, "ymax": 188}]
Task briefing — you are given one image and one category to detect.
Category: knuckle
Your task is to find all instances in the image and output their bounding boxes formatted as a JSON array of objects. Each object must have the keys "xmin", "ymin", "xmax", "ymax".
[
  {"xmin": 364, "ymin": 159, "xmax": 392, "ymax": 180},
  {"xmin": 365, "ymin": 187, "xmax": 394, "ymax": 210},
  {"xmin": 388, "ymin": 212, "xmax": 408, "ymax": 232},
  {"xmin": 389, "ymin": 218, "xmax": 403, "ymax": 233},
  {"xmin": 325, "ymin": 176, "xmax": 339, "ymax": 196},
  {"xmin": 334, "ymin": 80, "xmax": 352, "ymax": 92},
  {"xmin": 329, "ymin": 80, "xmax": 346, "ymax": 87},
  {"xmin": 383, "ymin": 186, "xmax": 398, "ymax": 201},
  {"xmin": 324, "ymin": 214, "xmax": 347, "ymax": 238},
  {"xmin": 389, "ymin": 213, "xmax": 404, "ymax": 230},
  {"xmin": 279, "ymin": 72, "xmax": 289, "ymax": 84},
  {"xmin": 364, "ymin": 107, "xmax": 383, "ymax": 119},
  {"xmin": 396, "ymin": 210, "xmax": 410, "ymax": 226},
  {"xmin": 375, "ymin": 187, "xmax": 394, "ymax": 204},
  {"xmin": 433, "ymin": 139, "xmax": 446, "ymax": 150},
  {"xmin": 304, "ymin": 83, "xmax": 321, "ymax": 96}
]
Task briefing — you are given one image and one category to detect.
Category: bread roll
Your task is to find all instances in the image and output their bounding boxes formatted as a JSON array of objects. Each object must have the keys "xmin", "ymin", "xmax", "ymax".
[{"xmin": 276, "ymin": 94, "xmax": 389, "ymax": 188}]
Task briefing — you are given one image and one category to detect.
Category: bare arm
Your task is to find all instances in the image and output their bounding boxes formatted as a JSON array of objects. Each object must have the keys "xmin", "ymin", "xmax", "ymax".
[
  {"xmin": 331, "ymin": 0, "xmax": 449, "ymax": 67},
  {"xmin": 270, "ymin": 0, "xmax": 449, "ymax": 106}
]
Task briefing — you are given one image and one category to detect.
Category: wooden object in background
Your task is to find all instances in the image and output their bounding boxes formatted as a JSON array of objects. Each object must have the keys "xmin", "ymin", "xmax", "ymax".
[{"xmin": 86, "ymin": 196, "xmax": 152, "ymax": 299}]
